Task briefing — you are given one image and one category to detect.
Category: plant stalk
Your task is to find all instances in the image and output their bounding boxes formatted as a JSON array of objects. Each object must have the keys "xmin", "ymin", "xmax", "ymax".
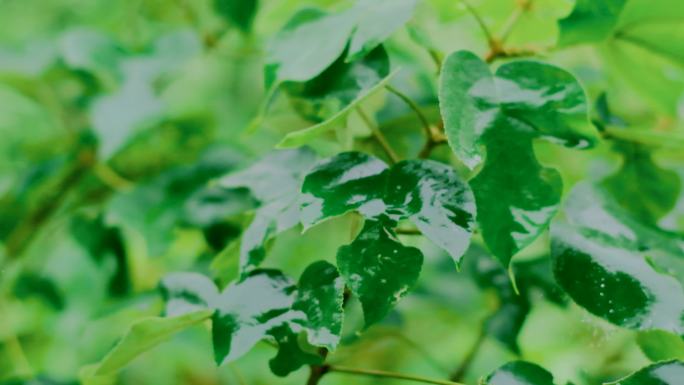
[{"xmin": 328, "ymin": 365, "xmax": 466, "ymax": 385}]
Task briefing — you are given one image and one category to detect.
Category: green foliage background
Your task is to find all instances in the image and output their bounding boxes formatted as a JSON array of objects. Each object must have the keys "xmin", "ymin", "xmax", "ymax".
[{"xmin": 0, "ymin": 0, "xmax": 683, "ymax": 384}]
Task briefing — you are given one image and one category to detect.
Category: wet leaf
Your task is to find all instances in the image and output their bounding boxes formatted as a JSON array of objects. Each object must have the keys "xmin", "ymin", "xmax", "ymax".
[
  {"xmin": 439, "ymin": 50, "xmax": 596, "ymax": 265},
  {"xmin": 551, "ymin": 184, "xmax": 684, "ymax": 336},
  {"xmin": 337, "ymin": 218, "xmax": 423, "ymax": 326}
]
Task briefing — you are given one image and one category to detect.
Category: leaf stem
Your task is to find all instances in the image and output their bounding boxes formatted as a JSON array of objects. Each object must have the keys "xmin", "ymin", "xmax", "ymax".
[
  {"xmin": 449, "ymin": 326, "xmax": 486, "ymax": 381},
  {"xmin": 357, "ymin": 107, "xmax": 401, "ymax": 164},
  {"xmin": 499, "ymin": 0, "xmax": 533, "ymax": 44},
  {"xmin": 328, "ymin": 365, "xmax": 466, "ymax": 385},
  {"xmin": 461, "ymin": 0, "xmax": 496, "ymax": 48},
  {"xmin": 385, "ymin": 85, "xmax": 433, "ymax": 140}
]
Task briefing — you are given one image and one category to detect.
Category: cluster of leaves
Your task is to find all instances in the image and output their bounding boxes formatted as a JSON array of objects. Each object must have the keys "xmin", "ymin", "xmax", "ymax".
[{"xmin": 2, "ymin": 0, "xmax": 684, "ymax": 384}]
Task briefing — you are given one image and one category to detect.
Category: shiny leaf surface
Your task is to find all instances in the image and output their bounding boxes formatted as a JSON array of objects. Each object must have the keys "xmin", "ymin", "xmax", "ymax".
[
  {"xmin": 439, "ymin": 50, "xmax": 597, "ymax": 266},
  {"xmin": 385, "ymin": 159, "xmax": 476, "ymax": 264},
  {"xmin": 337, "ymin": 218, "xmax": 423, "ymax": 326},
  {"xmin": 300, "ymin": 151, "xmax": 388, "ymax": 229},
  {"xmin": 552, "ymin": 184, "xmax": 684, "ymax": 336},
  {"xmin": 605, "ymin": 360, "xmax": 684, "ymax": 385},
  {"xmin": 484, "ymin": 361, "xmax": 557, "ymax": 385}
]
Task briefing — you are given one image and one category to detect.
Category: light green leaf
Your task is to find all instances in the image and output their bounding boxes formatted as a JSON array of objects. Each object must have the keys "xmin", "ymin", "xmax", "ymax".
[
  {"xmin": 637, "ymin": 330, "xmax": 684, "ymax": 362},
  {"xmin": 90, "ymin": 310, "xmax": 213, "ymax": 376},
  {"xmin": 604, "ymin": 360, "xmax": 684, "ymax": 385},
  {"xmin": 557, "ymin": 0, "xmax": 627, "ymax": 46}
]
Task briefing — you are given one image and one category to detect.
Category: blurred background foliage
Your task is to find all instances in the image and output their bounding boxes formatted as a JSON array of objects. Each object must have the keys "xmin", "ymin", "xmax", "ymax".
[{"xmin": 0, "ymin": 0, "xmax": 683, "ymax": 384}]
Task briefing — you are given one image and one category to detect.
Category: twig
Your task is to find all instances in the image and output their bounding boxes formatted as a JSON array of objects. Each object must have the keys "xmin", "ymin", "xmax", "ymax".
[
  {"xmin": 357, "ymin": 107, "xmax": 401, "ymax": 164},
  {"xmin": 306, "ymin": 365, "xmax": 330, "ymax": 385},
  {"xmin": 461, "ymin": 0, "xmax": 496, "ymax": 48},
  {"xmin": 385, "ymin": 85, "xmax": 433, "ymax": 140},
  {"xmin": 449, "ymin": 326, "xmax": 486, "ymax": 381},
  {"xmin": 328, "ymin": 366, "xmax": 466, "ymax": 385}
]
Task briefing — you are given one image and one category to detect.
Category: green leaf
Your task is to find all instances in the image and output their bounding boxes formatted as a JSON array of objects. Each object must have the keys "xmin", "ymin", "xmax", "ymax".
[
  {"xmin": 551, "ymin": 184, "xmax": 684, "ymax": 336},
  {"xmin": 265, "ymin": 8, "xmax": 356, "ymax": 85},
  {"xmin": 219, "ymin": 148, "xmax": 317, "ymax": 275},
  {"xmin": 337, "ymin": 218, "xmax": 423, "ymax": 326},
  {"xmin": 385, "ymin": 159, "xmax": 476, "ymax": 265},
  {"xmin": 90, "ymin": 310, "xmax": 213, "ymax": 376},
  {"xmin": 301, "ymin": 152, "xmax": 476, "ymax": 264},
  {"xmin": 345, "ymin": 0, "xmax": 418, "ymax": 62},
  {"xmin": 300, "ymin": 151, "xmax": 389, "ymax": 229},
  {"xmin": 484, "ymin": 361, "xmax": 557, "ymax": 385},
  {"xmin": 637, "ymin": 330, "xmax": 684, "ymax": 362},
  {"xmin": 212, "ymin": 263, "xmax": 344, "ymax": 370},
  {"xmin": 214, "ymin": 0, "xmax": 258, "ymax": 32},
  {"xmin": 266, "ymin": 0, "xmax": 416, "ymax": 84},
  {"xmin": 439, "ymin": 50, "xmax": 597, "ymax": 266},
  {"xmin": 604, "ymin": 360, "xmax": 684, "ymax": 385},
  {"xmin": 557, "ymin": 0, "xmax": 627, "ymax": 46},
  {"xmin": 602, "ymin": 142, "xmax": 681, "ymax": 224},
  {"xmin": 283, "ymin": 45, "xmax": 390, "ymax": 124},
  {"xmin": 159, "ymin": 272, "xmax": 219, "ymax": 317},
  {"xmin": 276, "ymin": 70, "xmax": 397, "ymax": 148}
]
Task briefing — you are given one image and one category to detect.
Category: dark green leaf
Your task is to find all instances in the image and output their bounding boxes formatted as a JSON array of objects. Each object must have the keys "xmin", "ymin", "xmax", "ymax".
[
  {"xmin": 557, "ymin": 0, "xmax": 627, "ymax": 46},
  {"xmin": 219, "ymin": 148, "xmax": 317, "ymax": 275},
  {"xmin": 484, "ymin": 361, "xmax": 557, "ymax": 385},
  {"xmin": 160, "ymin": 272, "xmax": 219, "ymax": 317},
  {"xmin": 337, "ymin": 218, "xmax": 423, "ymax": 326},
  {"xmin": 214, "ymin": 0, "xmax": 258, "ymax": 32},
  {"xmin": 552, "ymin": 184, "xmax": 684, "ymax": 336},
  {"xmin": 439, "ymin": 50, "xmax": 597, "ymax": 266},
  {"xmin": 300, "ymin": 151, "xmax": 388, "ymax": 229},
  {"xmin": 604, "ymin": 360, "xmax": 684, "ymax": 385}
]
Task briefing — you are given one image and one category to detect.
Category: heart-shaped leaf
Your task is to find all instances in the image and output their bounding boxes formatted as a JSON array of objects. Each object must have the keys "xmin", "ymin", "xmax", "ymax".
[
  {"xmin": 439, "ymin": 50, "xmax": 597, "ymax": 266},
  {"xmin": 337, "ymin": 218, "xmax": 423, "ymax": 326}
]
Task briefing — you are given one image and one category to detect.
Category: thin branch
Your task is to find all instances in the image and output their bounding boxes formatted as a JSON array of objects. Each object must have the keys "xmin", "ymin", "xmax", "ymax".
[
  {"xmin": 449, "ymin": 326, "xmax": 486, "ymax": 381},
  {"xmin": 418, "ymin": 130, "xmax": 448, "ymax": 159},
  {"xmin": 306, "ymin": 365, "xmax": 330, "ymax": 385},
  {"xmin": 461, "ymin": 0, "xmax": 496, "ymax": 47},
  {"xmin": 357, "ymin": 107, "xmax": 401, "ymax": 164},
  {"xmin": 328, "ymin": 366, "xmax": 466, "ymax": 385},
  {"xmin": 499, "ymin": 0, "xmax": 533, "ymax": 44},
  {"xmin": 385, "ymin": 85, "xmax": 432, "ymax": 140}
]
